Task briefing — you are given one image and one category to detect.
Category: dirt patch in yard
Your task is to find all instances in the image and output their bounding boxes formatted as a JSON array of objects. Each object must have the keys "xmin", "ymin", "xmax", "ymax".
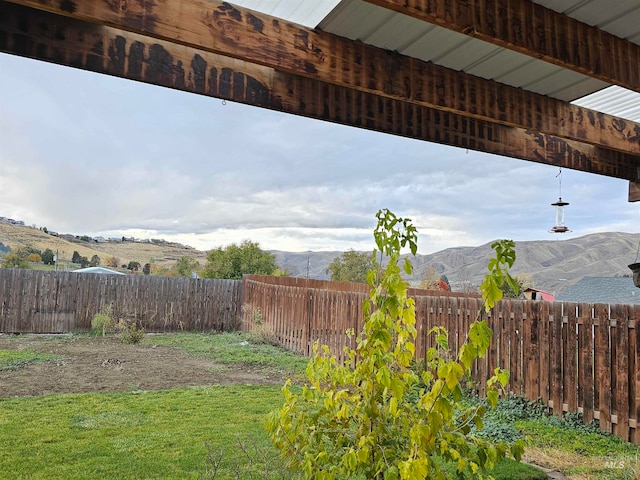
[{"xmin": 0, "ymin": 334, "xmax": 284, "ymax": 397}]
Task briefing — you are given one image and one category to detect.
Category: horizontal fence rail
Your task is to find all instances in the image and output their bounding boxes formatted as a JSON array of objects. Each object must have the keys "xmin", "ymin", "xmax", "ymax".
[
  {"xmin": 0, "ymin": 269, "xmax": 241, "ymax": 332},
  {"xmin": 242, "ymin": 275, "xmax": 640, "ymax": 444}
]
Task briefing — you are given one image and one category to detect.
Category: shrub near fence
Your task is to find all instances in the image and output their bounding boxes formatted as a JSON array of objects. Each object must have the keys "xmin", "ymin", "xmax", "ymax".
[
  {"xmin": 0, "ymin": 269, "xmax": 241, "ymax": 333},
  {"xmin": 242, "ymin": 275, "xmax": 640, "ymax": 445}
]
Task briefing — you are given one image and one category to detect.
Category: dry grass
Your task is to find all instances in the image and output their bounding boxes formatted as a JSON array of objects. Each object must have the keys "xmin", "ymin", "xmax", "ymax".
[
  {"xmin": 0, "ymin": 223, "xmax": 207, "ymax": 267},
  {"xmin": 523, "ymin": 448, "xmax": 640, "ymax": 479},
  {"xmin": 523, "ymin": 448, "xmax": 593, "ymax": 475},
  {"xmin": 242, "ymin": 304, "xmax": 279, "ymax": 346}
]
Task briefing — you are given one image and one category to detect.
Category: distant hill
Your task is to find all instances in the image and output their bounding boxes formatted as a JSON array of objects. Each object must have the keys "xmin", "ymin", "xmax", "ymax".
[
  {"xmin": 272, "ymin": 232, "xmax": 640, "ymax": 296},
  {"xmin": 2, "ymin": 221, "xmax": 638, "ymax": 296},
  {"xmin": 0, "ymin": 222, "xmax": 207, "ymax": 268}
]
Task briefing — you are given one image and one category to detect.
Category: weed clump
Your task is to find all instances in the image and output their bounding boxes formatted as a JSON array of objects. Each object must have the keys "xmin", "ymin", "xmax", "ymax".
[
  {"xmin": 200, "ymin": 436, "xmax": 290, "ymax": 479},
  {"xmin": 90, "ymin": 305, "xmax": 144, "ymax": 344},
  {"xmin": 242, "ymin": 304, "xmax": 278, "ymax": 346},
  {"xmin": 117, "ymin": 319, "xmax": 145, "ymax": 344},
  {"xmin": 90, "ymin": 305, "xmax": 116, "ymax": 336}
]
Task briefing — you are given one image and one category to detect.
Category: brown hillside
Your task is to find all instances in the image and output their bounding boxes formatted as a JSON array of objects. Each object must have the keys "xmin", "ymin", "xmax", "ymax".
[
  {"xmin": 0, "ymin": 223, "xmax": 207, "ymax": 268},
  {"xmin": 3, "ymin": 223, "xmax": 639, "ymax": 295},
  {"xmin": 272, "ymin": 232, "xmax": 640, "ymax": 296}
]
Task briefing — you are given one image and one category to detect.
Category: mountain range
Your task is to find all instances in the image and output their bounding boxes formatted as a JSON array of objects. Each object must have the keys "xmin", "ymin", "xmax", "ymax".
[
  {"xmin": 272, "ymin": 232, "xmax": 640, "ymax": 296},
  {"xmin": 1, "ymin": 221, "xmax": 638, "ymax": 296}
]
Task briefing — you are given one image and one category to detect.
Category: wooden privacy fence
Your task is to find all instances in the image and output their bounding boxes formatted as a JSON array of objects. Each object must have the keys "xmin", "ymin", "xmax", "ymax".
[
  {"xmin": 0, "ymin": 269, "xmax": 241, "ymax": 332},
  {"xmin": 242, "ymin": 275, "xmax": 640, "ymax": 444}
]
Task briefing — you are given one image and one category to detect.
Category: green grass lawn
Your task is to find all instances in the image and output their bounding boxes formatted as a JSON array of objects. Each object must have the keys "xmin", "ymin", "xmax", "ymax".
[
  {"xmin": 144, "ymin": 332, "xmax": 309, "ymax": 377},
  {"xmin": 3, "ymin": 332, "xmax": 637, "ymax": 479},
  {"xmin": 0, "ymin": 333, "xmax": 548, "ymax": 480},
  {"xmin": 0, "ymin": 349, "xmax": 59, "ymax": 371},
  {"xmin": 0, "ymin": 385, "xmax": 543, "ymax": 480},
  {"xmin": 0, "ymin": 386, "xmax": 289, "ymax": 480}
]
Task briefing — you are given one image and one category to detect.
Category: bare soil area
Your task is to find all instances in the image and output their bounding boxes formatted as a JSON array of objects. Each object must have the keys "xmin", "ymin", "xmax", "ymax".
[{"xmin": 0, "ymin": 334, "xmax": 283, "ymax": 398}]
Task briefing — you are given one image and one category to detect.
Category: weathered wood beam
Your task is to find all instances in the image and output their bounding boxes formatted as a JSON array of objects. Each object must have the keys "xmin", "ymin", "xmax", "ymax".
[
  {"xmin": 4, "ymin": 0, "xmax": 640, "ymax": 156},
  {"xmin": 631, "ymin": 180, "xmax": 640, "ymax": 202},
  {"xmin": 364, "ymin": 0, "xmax": 640, "ymax": 94},
  {"xmin": 1, "ymin": 2, "xmax": 637, "ymax": 182}
]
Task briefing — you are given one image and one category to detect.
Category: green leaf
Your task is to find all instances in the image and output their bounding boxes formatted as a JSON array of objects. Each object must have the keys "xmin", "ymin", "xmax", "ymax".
[
  {"xmin": 486, "ymin": 389, "xmax": 498, "ymax": 408},
  {"xmin": 403, "ymin": 257, "xmax": 413, "ymax": 275},
  {"xmin": 495, "ymin": 368, "xmax": 509, "ymax": 387},
  {"xmin": 468, "ymin": 321, "xmax": 492, "ymax": 354},
  {"xmin": 389, "ymin": 396, "xmax": 399, "ymax": 416},
  {"xmin": 343, "ymin": 449, "xmax": 357, "ymax": 471},
  {"xmin": 384, "ymin": 466, "xmax": 399, "ymax": 480},
  {"xmin": 481, "ymin": 239, "xmax": 517, "ymax": 311},
  {"xmin": 459, "ymin": 344, "xmax": 476, "ymax": 370},
  {"xmin": 505, "ymin": 272, "xmax": 520, "ymax": 296},
  {"xmin": 511, "ymin": 439, "xmax": 526, "ymax": 462}
]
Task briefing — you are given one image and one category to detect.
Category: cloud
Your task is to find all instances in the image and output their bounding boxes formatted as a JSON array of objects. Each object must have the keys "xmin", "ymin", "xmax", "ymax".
[{"xmin": 1, "ymin": 53, "xmax": 638, "ymax": 256}]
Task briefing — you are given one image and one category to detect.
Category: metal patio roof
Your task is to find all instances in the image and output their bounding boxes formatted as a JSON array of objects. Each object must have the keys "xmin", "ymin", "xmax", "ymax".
[{"xmin": 231, "ymin": 0, "xmax": 640, "ymax": 122}]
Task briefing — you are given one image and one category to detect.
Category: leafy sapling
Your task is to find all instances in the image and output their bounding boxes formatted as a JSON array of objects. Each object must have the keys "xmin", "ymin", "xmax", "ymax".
[
  {"xmin": 267, "ymin": 209, "xmax": 523, "ymax": 479},
  {"xmin": 480, "ymin": 240, "xmax": 519, "ymax": 311}
]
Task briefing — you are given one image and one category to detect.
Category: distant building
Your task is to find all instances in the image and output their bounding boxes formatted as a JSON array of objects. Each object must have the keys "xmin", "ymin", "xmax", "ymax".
[
  {"xmin": 94, "ymin": 236, "xmax": 107, "ymax": 243},
  {"xmin": 72, "ymin": 267, "xmax": 126, "ymax": 275},
  {"xmin": 523, "ymin": 288, "xmax": 555, "ymax": 302},
  {"xmin": 556, "ymin": 277, "xmax": 640, "ymax": 305}
]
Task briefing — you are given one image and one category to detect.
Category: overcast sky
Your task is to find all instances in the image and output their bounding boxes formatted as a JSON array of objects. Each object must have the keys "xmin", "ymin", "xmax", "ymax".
[{"xmin": 1, "ymin": 53, "xmax": 638, "ymax": 255}]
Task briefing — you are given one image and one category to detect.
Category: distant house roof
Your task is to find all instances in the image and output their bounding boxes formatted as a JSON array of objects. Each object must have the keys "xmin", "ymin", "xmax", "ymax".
[
  {"xmin": 556, "ymin": 277, "xmax": 640, "ymax": 305},
  {"xmin": 523, "ymin": 288, "xmax": 555, "ymax": 302},
  {"xmin": 72, "ymin": 267, "xmax": 126, "ymax": 275}
]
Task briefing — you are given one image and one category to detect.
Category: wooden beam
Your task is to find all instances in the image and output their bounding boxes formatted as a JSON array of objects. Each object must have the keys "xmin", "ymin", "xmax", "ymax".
[
  {"xmin": 364, "ymin": 0, "xmax": 640, "ymax": 94},
  {"xmin": 1, "ymin": 2, "xmax": 637, "ymax": 181},
  {"xmin": 631, "ymin": 180, "xmax": 640, "ymax": 202},
  {"xmin": 4, "ymin": 0, "xmax": 640, "ymax": 157}
]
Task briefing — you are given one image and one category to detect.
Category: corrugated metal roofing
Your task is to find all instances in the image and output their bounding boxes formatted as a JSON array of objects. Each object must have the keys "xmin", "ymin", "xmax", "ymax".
[
  {"xmin": 72, "ymin": 267, "xmax": 126, "ymax": 275},
  {"xmin": 572, "ymin": 86, "xmax": 640, "ymax": 122},
  {"xmin": 535, "ymin": 0, "xmax": 640, "ymax": 42},
  {"xmin": 556, "ymin": 276, "xmax": 640, "ymax": 305},
  {"xmin": 231, "ymin": 0, "xmax": 640, "ymax": 121},
  {"xmin": 226, "ymin": 0, "xmax": 341, "ymax": 28},
  {"xmin": 319, "ymin": 0, "xmax": 638, "ymax": 107}
]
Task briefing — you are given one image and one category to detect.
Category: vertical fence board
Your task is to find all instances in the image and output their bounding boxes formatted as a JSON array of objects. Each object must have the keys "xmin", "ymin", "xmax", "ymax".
[
  {"xmin": 550, "ymin": 302, "xmax": 563, "ymax": 415},
  {"xmin": 487, "ymin": 301, "xmax": 498, "ymax": 383},
  {"xmin": 511, "ymin": 300, "xmax": 524, "ymax": 396},
  {"xmin": 631, "ymin": 306, "xmax": 640, "ymax": 444},
  {"xmin": 594, "ymin": 303, "xmax": 612, "ymax": 433},
  {"xmin": 539, "ymin": 300, "xmax": 551, "ymax": 405},
  {"xmin": 498, "ymin": 301, "xmax": 510, "ymax": 387},
  {"xmin": 564, "ymin": 303, "xmax": 578, "ymax": 413},
  {"xmin": 578, "ymin": 304, "xmax": 595, "ymax": 424},
  {"xmin": 611, "ymin": 304, "xmax": 630, "ymax": 441},
  {"xmin": 415, "ymin": 296, "xmax": 428, "ymax": 363},
  {"xmin": 499, "ymin": 300, "xmax": 511, "ymax": 391},
  {"xmin": 523, "ymin": 302, "xmax": 540, "ymax": 400}
]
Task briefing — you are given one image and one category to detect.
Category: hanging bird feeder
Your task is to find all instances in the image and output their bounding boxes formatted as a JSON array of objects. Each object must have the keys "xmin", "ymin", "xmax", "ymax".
[
  {"xmin": 630, "ymin": 240, "xmax": 640, "ymax": 289},
  {"xmin": 550, "ymin": 168, "xmax": 570, "ymax": 233},
  {"xmin": 630, "ymin": 263, "xmax": 640, "ymax": 288}
]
